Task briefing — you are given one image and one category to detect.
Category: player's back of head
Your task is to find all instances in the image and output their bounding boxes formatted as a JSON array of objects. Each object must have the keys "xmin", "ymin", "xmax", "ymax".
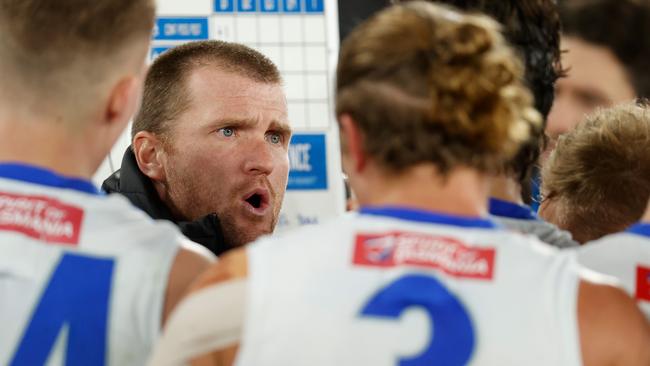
[
  {"xmin": 540, "ymin": 103, "xmax": 650, "ymax": 243},
  {"xmin": 0, "ymin": 0, "xmax": 155, "ymax": 126},
  {"xmin": 336, "ymin": 0, "xmax": 541, "ymax": 176},
  {"xmin": 393, "ymin": 0, "xmax": 562, "ymax": 191}
]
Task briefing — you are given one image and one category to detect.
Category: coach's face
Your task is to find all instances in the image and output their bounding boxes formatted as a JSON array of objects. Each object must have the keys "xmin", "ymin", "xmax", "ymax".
[{"xmin": 162, "ymin": 67, "xmax": 291, "ymax": 247}]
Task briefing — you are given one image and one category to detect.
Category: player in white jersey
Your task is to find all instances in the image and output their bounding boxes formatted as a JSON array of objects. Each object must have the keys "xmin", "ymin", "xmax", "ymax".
[
  {"xmin": 0, "ymin": 167, "xmax": 213, "ymax": 365},
  {"xmin": 0, "ymin": 1, "xmax": 214, "ymax": 364},
  {"xmin": 149, "ymin": 2, "xmax": 650, "ymax": 366}
]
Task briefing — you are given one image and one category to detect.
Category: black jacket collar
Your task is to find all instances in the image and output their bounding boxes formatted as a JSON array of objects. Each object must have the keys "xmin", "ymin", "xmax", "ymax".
[{"xmin": 102, "ymin": 147, "xmax": 229, "ymax": 256}]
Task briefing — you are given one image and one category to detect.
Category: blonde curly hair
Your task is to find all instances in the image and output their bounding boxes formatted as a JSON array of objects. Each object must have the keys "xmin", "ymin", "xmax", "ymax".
[{"xmin": 335, "ymin": 1, "xmax": 541, "ymax": 175}]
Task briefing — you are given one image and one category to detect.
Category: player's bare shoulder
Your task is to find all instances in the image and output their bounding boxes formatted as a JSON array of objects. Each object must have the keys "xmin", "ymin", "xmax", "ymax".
[
  {"xmin": 578, "ymin": 274, "xmax": 650, "ymax": 366},
  {"xmin": 190, "ymin": 247, "xmax": 250, "ymax": 293}
]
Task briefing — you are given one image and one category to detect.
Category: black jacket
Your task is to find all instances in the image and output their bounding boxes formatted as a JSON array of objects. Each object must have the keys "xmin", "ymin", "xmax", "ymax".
[{"xmin": 102, "ymin": 147, "xmax": 229, "ymax": 256}]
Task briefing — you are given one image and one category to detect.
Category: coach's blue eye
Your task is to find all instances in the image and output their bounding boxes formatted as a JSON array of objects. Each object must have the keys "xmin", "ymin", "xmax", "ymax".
[
  {"xmin": 268, "ymin": 132, "xmax": 282, "ymax": 144},
  {"xmin": 220, "ymin": 127, "xmax": 234, "ymax": 137}
]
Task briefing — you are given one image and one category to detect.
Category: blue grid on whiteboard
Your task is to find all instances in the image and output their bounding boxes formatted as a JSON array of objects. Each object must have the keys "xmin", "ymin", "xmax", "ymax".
[
  {"xmin": 150, "ymin": 0, "xmax": 330, "ymax": 130},
  {"xmin": 210, "ymin": 0, "xmax": 329, "ymax": 130}
]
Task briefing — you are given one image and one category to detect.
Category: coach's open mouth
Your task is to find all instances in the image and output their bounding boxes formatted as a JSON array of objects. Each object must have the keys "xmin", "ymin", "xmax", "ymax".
[{"xmin": 242, "ymin": 189, "xmax": 270, "ymax": 215}]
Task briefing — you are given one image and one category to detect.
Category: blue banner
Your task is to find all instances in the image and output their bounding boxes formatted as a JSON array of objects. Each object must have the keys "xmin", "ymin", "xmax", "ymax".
[
  {"xmin": 154, "ymin": 18, "xmax": 209, "ymax": 40},
  {"xmin": 288, "ymin": 134, "xmax": 327, "ymax": 190}
]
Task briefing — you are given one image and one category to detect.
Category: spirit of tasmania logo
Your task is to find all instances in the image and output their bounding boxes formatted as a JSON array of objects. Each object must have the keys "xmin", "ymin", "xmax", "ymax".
[
  {"xmin": 353, "ymin": 231, "xmax": 496, "ymax": 280},
  {"xmin": 0, "ymin": 191, "xmax": 84, "ymax": 245}
]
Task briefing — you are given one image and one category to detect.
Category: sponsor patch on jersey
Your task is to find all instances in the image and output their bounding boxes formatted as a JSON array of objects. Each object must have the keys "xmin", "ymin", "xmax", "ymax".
[
  {"xmin": 0, "ymin": 191, "xmax": 83, "ymax": 245},
  {"xmin": 353, "ymin": 231, "xmax": 496, "ymax": 280},
  {"xmin": 635, "ymin": 265, "xmax": 650, "ymax": 302}
]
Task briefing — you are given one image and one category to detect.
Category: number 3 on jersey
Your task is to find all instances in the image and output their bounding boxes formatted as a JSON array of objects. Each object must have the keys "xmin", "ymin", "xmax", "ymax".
[
  {"xmin": 10, "ymin": 253, "xmax": 115, "ymax": 366},
  {"xmin": 359, "ymin": 274, "xmax": 475, "ymax": 366}
]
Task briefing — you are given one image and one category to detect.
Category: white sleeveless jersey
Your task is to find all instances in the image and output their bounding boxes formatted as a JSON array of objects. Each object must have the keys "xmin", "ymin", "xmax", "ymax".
[
  {"xmin": 578, "ymin": 224, "xmax": 650, "ymax": 319},
  {"xmin": 0, "ymin": 164, "xmax": 181, "ymax": 366},
  {"xmin": 236, "ymin": 206, "xmax": 582, "ymax": 366}
]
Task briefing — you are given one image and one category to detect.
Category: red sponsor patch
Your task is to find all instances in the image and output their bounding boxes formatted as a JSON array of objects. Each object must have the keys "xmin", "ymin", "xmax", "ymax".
[
  {"xmin": 635, "ymin": 266, "xmax": 650, "ymax": 302},
  {"xmin": 0, "ymin": 191, "xmax": 83, "ymax": 245},
  {"xmin": 353, "ymin": 231, "xmax": 496, "ymax": 280}
]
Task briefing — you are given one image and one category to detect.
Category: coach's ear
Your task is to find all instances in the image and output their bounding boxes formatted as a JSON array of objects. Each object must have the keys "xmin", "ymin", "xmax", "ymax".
[
  {"xmin": 338, "ymin": 114, "xmax": 367, "ymax": 173},
  {"xmin": 132, "ymin": 131, "xmax": 167, "ymax": 183}
]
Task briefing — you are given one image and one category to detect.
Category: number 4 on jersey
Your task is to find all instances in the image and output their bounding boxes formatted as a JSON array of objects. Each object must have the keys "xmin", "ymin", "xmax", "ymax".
[
  {"xmin": 10, "ymin": 253, "xmax": 115, "ymax": 366},
  {"xmin": 359, "ymin": 274, "xmax": 475, "ymax": 366}
]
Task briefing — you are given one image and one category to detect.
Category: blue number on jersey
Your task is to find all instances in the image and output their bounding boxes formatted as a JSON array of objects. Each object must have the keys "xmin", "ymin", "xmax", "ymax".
[
  {"xmin": 359, "ymin": 274, "xmax": 475, "ymax": 366},
  {"xmin": 10, "ymin": 253, "xmax": 115, "ymax": 366}
]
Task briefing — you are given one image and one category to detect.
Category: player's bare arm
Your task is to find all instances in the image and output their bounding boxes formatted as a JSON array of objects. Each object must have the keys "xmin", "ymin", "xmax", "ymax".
[
  {"xmin": 579, "ymin": 279, "xmax": 650, "ymax": 366},
  {"xmin": 163, "ymin": 241, "xmax": 217, "ymax": 325},
  {"xmin": 188, "ymin": 249, "xmax": 249, "ymax": 366}
]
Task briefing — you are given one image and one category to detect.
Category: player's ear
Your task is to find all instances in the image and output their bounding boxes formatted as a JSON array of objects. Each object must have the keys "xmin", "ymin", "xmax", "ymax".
[
  {"xmin": 338, "ymin": 114, "xmax": 366, "ymax": 173},
  {"xmin": 104, "ymin": 75, "xmax": 142, "ymax": 135},
  {"xmin": 132, "ymin": 131, "xmax": 167, "ymax": 182}
]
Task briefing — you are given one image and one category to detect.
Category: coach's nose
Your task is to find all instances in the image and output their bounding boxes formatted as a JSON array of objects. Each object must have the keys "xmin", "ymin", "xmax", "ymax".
[{"xmin": 242, "ymin": 136, "xmax": 274, "ymax": 176}]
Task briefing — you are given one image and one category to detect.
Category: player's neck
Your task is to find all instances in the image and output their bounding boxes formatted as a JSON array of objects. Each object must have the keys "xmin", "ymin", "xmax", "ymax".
[
  {"xmin": 355, "ymin": 164, "xmax": 491, "ymax": 218},
  {"xmin": 0, "ymin": 118, "xmax": 98, "ymax": 180},
  {"xmin": 489, "ymin": 175, "xmax": 524, "ymax": 205}
]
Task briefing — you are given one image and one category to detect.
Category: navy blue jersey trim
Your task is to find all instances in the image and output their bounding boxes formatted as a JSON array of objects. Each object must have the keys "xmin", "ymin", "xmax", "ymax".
[
  {"xmin": 359, "ymin": 206, "xmax": 497, "ymax": 229},
  {"xmin": 489, "ymin": 198, "xmax": 537, "ymax": 221},
  {"xmin": 627, "ymin": 223, "xmax": 650, "ymax": 238},
  {"xmin": 0, "ymin": 163, "xmax": 100, "ymax": 195}
]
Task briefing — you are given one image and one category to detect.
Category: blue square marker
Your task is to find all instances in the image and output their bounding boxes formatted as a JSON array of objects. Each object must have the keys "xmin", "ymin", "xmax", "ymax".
[
  {"xmin": 214, "ymin": 0, "xmax": 235, "ymax": 12},
  {"xmin": 261, "ymin": 0, "xmax": 279, "ymax": 12},
  {"xmin": 283, "ymin": 0, "xmax": 302, "ymax": 13},
  {"xmin": 304, "ymin": 0, "xmax": 324, "ymax": 13},
  {"xmin": 238, "ymin": 0, "xmax": 257, "ymax": 12}
]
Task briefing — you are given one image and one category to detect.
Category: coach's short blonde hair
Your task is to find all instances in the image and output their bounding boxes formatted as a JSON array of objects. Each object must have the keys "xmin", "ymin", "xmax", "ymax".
[
  {"xmin": 335, "ymin": 1, "xmax": 540, "ymax": 175},
  {"xmin": 542, "ymin": 103, "xmax": 650, "ymax": 243}
]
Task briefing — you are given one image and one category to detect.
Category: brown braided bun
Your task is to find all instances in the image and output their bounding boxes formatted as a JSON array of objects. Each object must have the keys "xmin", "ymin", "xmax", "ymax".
[{"xmin": 336, "ymin": 1, "xmax": 541, "ymax": 174}]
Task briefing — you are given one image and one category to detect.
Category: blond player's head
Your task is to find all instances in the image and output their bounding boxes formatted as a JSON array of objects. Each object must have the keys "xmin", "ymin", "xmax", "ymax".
[
  {"xmin": 0, "ymin": 0, "xmax": 155, "ymax": 171},
  {"xmin": 540, "ymin": 103, "xmax": 650, "ymax": 243},
  {"xmin": 335, "ymin": 1, "xmax": 540, "ymax": 179}
]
